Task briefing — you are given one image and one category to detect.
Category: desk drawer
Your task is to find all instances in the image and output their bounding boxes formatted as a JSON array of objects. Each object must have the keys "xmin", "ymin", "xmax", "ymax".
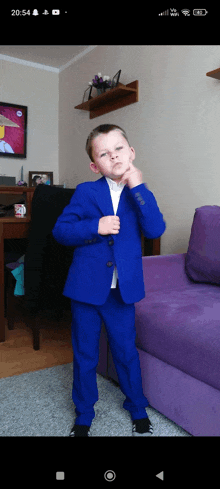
[{"xmin": 1, "ymin": 222, "xmax": 30, "ymax": 239}]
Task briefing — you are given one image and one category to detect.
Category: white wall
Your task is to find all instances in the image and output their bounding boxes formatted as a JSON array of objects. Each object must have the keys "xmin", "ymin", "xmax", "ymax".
[
  {"xmin": 2, "ymin": 46, "xmax": 220, "ymax": 256},
  {"xmin": 59, "ymin": 45, "xmax": 220, "ymax": 255},
  {"xmin": 0, "ymin": 58, "xmax": 59, "ymax": 185}
]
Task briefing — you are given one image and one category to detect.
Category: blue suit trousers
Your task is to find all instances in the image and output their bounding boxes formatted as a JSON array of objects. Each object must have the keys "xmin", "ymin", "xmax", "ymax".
[{"xmin": 71, "ymin": 282, "xmax": 149, "ymax": 426}]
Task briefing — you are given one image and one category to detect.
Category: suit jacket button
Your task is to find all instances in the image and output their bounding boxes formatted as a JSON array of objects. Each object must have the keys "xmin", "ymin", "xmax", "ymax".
[
  {"xmin": 107, "ymin": 261, "xmax": 113, "ymax": 267},
  {"xmin": 108, "ymin": 239, "xmax": 114, "ymax": 246}
]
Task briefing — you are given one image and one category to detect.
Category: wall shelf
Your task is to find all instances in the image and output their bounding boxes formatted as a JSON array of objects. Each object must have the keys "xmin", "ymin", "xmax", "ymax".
[
  {"xmin": 74, "ymin": 80, "xmax": 138, "ymax": 119},
  {"xmin": 206, "ymin": 68, "xmax": 220, "ymax": 80}
]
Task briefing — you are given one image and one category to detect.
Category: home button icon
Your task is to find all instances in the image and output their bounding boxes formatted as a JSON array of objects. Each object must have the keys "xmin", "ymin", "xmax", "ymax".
[{"xmin": 104, "ymin": 470, "xmax": 116, "ymax": 482}]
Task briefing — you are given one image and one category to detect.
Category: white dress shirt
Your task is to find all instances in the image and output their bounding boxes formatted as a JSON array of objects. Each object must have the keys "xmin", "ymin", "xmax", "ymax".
[{"xmin": 105, "ymin": 176, "xmax": 125, "ymax": 288}]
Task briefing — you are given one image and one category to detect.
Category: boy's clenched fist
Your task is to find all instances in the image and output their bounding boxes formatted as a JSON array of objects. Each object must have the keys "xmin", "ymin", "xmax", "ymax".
[{"xmin": 98, "ymin": 215, "xmax": 120, "ymax": 235}]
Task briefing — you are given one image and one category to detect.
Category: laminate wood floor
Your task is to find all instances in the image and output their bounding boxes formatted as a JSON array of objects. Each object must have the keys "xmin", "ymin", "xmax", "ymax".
[{"xmin": 0, "ymin": 310, "xmax": 73, "ymax": 379}]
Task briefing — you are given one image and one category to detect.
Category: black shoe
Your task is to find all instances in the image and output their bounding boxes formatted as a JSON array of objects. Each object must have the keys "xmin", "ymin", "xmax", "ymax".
[
  {"xmin": 69, "ymin": 424, "xmax": 91, "ymax": 437},
  {"xmin": 132, "ymin": 418, "xmax": 153, "ymax": 436}
]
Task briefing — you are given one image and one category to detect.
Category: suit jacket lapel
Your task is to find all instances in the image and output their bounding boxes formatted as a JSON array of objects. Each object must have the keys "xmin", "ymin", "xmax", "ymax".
[{"xmin": 93, "ymin": 176, "xmax": 128, "ymax": 217}]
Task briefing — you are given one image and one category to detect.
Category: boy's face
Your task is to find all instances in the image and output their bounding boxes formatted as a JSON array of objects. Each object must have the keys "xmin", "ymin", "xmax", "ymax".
[{"xmin": 89, "ymin": 130, "xmax": 135, "ymax": 183}]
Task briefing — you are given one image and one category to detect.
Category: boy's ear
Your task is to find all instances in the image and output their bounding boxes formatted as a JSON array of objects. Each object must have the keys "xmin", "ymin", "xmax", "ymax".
[
  {"xmin": 129, "ymin": 147, "xmax": 135, "ymax": 162},
  {"xmin": 90, "ymin": 162, "xmax": 100, "ymax": 174}
]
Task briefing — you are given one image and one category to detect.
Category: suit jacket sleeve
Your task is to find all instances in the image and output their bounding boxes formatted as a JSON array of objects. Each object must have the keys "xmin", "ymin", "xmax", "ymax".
[
  {"xmin": 129, "ymin": 183, "xmax": 166, "ymax": 239},
  {"xmin": 52, "ymin": 184, "xmax": 100, "ymax": 246}
]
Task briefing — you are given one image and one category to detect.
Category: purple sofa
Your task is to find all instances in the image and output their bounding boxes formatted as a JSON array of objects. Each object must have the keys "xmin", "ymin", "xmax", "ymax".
[{"xmin": 97, "ymin": 205, "xmax": 220, "ymax": 436}]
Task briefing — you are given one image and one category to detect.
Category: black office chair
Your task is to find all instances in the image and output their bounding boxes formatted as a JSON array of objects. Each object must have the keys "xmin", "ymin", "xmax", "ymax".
[{"xmin": 6, "ymin": 184, "xmax": 75, "ymax": 350}]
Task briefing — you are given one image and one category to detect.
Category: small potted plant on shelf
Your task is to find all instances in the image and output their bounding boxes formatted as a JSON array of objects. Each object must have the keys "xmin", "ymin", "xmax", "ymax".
[{"xmin": 89, "ymin": 73, "xmax": 112, "ymax": 95}]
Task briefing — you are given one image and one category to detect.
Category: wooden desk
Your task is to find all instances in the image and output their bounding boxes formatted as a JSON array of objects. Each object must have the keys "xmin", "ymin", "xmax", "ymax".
[
  {"xmin": 141, "ymin": 235, "xmax": 160, "ymax": 257},
  {"xmin": 0, "ymin": 216, "xmax": 31, "ymax": 342},
  {"xmin": 0, "ymin": 186, "xmax": 35, "ymax": 343},
  {"xmin": 0, "ymin": 186, "xmax": 35, "ymax": 217}
]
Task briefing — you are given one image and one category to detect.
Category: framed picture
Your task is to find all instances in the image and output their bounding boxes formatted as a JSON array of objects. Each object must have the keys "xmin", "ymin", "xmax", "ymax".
[
  {"xmin": 29, "ymin": 171, "xmax": 53, "ymax": 187},
  {"xmin": 111, "ymin": 70, "xmax": 121, "ymax": 89},
  {"xmin": 0, "ymin": 102, "xmax": 28, "ymax": 158}
]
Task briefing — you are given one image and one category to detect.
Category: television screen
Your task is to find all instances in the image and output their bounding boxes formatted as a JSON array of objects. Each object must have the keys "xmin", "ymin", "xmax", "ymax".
[{"xmin": 0, "ymin": 102, "xmax": 27, "ymax": 158}]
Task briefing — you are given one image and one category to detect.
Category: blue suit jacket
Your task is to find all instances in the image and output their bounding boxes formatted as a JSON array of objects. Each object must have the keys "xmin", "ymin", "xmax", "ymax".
[{"xmin": 52, "ymin": 176, "xmax": 166, "ymax": 305}]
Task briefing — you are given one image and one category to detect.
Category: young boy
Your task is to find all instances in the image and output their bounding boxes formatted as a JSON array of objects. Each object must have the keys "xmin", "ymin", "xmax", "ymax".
[{"xmin": 52, "ymin": 124, "xmax": 166, "ymax": 437}]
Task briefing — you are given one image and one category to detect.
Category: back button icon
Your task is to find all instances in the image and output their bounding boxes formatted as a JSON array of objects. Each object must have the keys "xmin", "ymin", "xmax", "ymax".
[{"xmin": 156, "ymin": 471, "xmax": 164, "ymax": 481}]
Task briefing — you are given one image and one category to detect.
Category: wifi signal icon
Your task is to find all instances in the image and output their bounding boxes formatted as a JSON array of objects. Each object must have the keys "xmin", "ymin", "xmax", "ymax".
[{"xmin": 181, "ymin": 9, "xmax": 190, "ymax": 16}]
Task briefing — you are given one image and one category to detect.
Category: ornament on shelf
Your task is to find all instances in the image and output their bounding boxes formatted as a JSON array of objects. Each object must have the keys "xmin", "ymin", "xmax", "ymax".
[{"xmin": 17, "ymin": 165, "xmax": 27, "ymax": 186}]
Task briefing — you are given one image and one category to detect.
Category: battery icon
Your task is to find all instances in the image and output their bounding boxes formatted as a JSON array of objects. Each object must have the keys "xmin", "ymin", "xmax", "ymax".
[{"xmin": 193, "ymin": 9, "xmax": 208, "ymax": 15}]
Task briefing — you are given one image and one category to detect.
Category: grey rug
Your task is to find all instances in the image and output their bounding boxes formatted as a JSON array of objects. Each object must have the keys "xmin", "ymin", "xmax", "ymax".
[{"xmin": 0, "ymin": 362, "xmax": 191, "ymax": 437}]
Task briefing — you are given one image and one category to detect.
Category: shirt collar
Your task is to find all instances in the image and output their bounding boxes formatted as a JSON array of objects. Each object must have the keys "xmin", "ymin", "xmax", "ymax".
[{"xmin": 105, "ymin": 176, "xmax": 125, "ymax": 192}]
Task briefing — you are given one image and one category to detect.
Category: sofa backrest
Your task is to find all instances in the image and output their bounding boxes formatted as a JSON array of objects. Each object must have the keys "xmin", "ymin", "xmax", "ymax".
[
  {"xmin": 185, "ymin": 205, "xmax": 220, "ymax": 285},
  {"xmin": 142, "ymin": 205, "xmax": 220, "ymax": 292},
  {"xmin": 142, "ymin": 253, "xmax": 194, "ymax": 292}
]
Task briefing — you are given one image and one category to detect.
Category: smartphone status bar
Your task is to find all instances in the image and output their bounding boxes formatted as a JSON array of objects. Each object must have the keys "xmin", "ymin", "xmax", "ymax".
[{"xmin": 11, "ymin": 9, "xmax": 68, "ymax": 16}]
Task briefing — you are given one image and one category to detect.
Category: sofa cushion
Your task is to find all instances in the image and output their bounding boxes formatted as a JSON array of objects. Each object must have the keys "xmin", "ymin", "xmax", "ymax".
[
  {"xmin": 185, "ymin": 205, "xmax": 220, "ymax": 284},
  {"xmin": 135, "ymin": 283, "xmax": 220, "ymax": 392}
]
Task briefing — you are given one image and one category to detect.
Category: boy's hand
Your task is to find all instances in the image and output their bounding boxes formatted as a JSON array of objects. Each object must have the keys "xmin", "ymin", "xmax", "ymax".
[
  {"xmin": 119, "ymin": 161, "xmax": 142, "ymax": 189},
  {"xmin": 98, "ymin": 215, "xmax": 120, "ymax": 235}
]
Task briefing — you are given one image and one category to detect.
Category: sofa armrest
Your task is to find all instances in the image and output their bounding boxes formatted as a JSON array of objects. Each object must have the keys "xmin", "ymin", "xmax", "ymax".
[{"xmin": 142, "ymin": 253, "xmax": 192, "ymax": 292}]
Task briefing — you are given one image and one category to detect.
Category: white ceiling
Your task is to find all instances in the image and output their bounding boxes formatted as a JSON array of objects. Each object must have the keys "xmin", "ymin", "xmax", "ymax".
[{"xmin": 0, "ymin": 45, "xmax": 94, "ymax": 71}]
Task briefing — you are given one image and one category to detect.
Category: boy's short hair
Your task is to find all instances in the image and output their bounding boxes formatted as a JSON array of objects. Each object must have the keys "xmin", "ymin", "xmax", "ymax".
[{"xmin": 86, "ymin": 124, "xmax": 130, "ymax": 161}]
